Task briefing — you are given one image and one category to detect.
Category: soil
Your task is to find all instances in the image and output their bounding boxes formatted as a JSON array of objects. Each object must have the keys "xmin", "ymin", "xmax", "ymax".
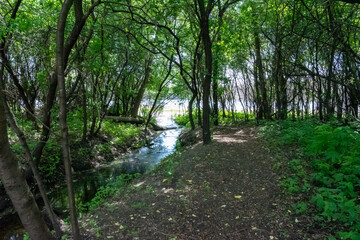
[{"xmin": 80, "ymin": 125, "xmax": 321, "ymax": 239}]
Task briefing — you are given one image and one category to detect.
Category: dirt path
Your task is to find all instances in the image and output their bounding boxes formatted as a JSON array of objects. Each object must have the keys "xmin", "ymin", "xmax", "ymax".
[{"xmin": 82, "ymin": 126, "xmax": 306, "ymax": 239}]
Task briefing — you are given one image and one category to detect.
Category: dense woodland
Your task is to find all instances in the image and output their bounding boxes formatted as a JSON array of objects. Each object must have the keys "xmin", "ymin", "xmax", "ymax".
[{"xmin": 1, "ymin": 0, "xmax": 360, "ymax": 239}]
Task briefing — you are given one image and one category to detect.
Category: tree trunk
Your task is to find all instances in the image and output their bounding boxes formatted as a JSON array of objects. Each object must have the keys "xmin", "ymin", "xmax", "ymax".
[
  {"xmin": 212, "ymin": 35, "xmax": 220, "ymax": 126},
  {"xmin": 0, "ymin": 74, "xmax": 53, "ymax": 240},
  {"xmin": 189, "ymin": 91, "xmax": 197, "ymax": 130},
  {"xmin": 33, "ymin": 0, "xmax": 100, "ymax": 166},
  {"xmin": 5, "ymin": 103, "xmax": 62, "ymax": 237},
  {"xmin": 56, "ymin": 1, "xmax": 80, "ymax": 239},
  {"xmin": 131, "ymin": 54, "xmax": 153, "ymax": 118},
  {"xmin": 254, "ymin": 30, "xmax": 270, "ymax": 120},
  {"xmin": 198, "ymin": 0, "xmax": 212, "ymax": 144},
  {"xmin": 253, "ymin": 54, "xmax": 262, "ymax": 120},
  {"xmin": 81, "ymin": 75, "xmax": 87, "ymax": 142},
  {"xmin": 196, "ymin": 92, "xmax": 202, "ymax": 127}
]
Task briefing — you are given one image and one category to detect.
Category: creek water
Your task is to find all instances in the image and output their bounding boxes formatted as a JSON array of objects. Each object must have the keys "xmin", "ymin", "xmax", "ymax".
[{"xmin": 0, "ymin": 111, "xmax": 181, "ymax": 240}]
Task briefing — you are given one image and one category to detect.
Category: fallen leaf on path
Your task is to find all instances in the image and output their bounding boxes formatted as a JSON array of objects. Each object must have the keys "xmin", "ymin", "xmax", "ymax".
[
  {"xmin": 134, "ymin": 181, "xmax": 145, "ymax": 187},
  {"xmin": 114, "ymin": 222, "xmax": 120, "ymax": 226},
  {"xmin": 234, "ymin": 195, "xmax": 242, "ymax": 199}
]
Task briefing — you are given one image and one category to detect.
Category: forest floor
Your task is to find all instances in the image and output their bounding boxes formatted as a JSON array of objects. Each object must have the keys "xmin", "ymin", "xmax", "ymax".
[{"xmin": 81, "ymin": 125, "xmax": 324, "ymax": 240}]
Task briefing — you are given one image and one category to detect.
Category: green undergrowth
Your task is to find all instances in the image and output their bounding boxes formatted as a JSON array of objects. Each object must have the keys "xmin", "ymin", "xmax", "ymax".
[
  {"xmin": 174, "ymin": 111, "xmax": 255, "ymax": 128},
  {"xmin": 260, "ymin": 119, "xmax": 360, "ymax": 239},
  {"xmin": 101, "ymin": 121, "xmax": 143, "ymax": 147},
  {"xmin": 78, "ymin": 173, "xmax": 141, "ymax": 213},
  {"xmin": 7, "ymin": 110, "xmax": 145, "ymax": 184}
]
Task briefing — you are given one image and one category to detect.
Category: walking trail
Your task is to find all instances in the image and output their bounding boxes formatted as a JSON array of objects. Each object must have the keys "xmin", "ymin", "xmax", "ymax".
[{"xmin": 82, "ymin": 126, "xmax": 313, "ymax": 239}]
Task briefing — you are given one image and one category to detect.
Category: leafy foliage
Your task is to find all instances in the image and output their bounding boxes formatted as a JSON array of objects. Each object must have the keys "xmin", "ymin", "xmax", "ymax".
[
  {"xmin": 261, "ymin": 120, "xmax": 360, "ymax": 238},
  {"xmin": 101, "ymin": 121, "xmax": 142, "ymax": 146},
  {"xmin": 78, "ymin": 173, "xmax": 140, "ymax": 212},
  {"xmin": 174, "ymin": 111, "xmax": 255, "ymax": 128}
]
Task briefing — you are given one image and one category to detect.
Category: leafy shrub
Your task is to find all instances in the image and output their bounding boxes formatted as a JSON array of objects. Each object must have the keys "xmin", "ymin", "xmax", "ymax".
[
  {"xmin": 101, "ymin": 121, "xmax": 142, "ymax": 146},
  {"xmin": 71, "ymin": 145, "xmax": 93, "ymax": 170},
  {"xmin": 174, "ymin": 111, "xmax": 255, "ymax": 128},
  {"xmin": 97, "ymin": 143, "xmax": 113, "ymax": 162},
  {"xmin": 174, "ymin": 113, "xmax": 198, "ymax": 127},
  {"xmin": 78, "ymin": 173, "xmax": 140, "ymax": 212},
  {"xmin": 67, "ymin": 109, "xmax": 86, "ymax": 141},
  {"xmin": 260, "ymin": 120, "xmax": 360, "ymax": 238},
  {"xmin": 38, "ymin": 139, "xmax": 61, "ymax": 183}
]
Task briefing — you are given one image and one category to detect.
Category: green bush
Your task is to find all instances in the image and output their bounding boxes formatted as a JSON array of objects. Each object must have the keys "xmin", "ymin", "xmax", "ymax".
[
  {"xmin": 38, "ymin": 139, "xmax": 61, "ymax": 183},
  {"xmin": 101, "ymin": 121, "xmax": 142, "ymax": 146},
  {"xmin": 174, "ymin": 111, "xmax": 255, "ymax": 128},
  {"xmin": 78, "ymin": 173, "xmax": 140, "ymax": 212},
  {"xmin": 260, "ymin": 120, "xmax": 360, "ymax": 238},
  {"xmin": 67, "ymin": 109, "xmax": 86, "ymax": 141},
  {"xmin": 97, "ymin": 143, "xmax": 113, "ymax": 162}
]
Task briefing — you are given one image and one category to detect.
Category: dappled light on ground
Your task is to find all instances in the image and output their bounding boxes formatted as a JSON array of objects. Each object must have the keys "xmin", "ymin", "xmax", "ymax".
[
  {"xmin": 213, "ymin": 135, "xmax": 248, "ymax": 143},
  {"xmin": 213, "ymin": 128, "xmax": 250, "ymax": 143}
]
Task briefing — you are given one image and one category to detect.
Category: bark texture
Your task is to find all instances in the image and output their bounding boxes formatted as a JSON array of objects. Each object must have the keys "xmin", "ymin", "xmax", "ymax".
[{"xmin": 0, "ymin": 79, "xmax": 53, "ymax": 240}]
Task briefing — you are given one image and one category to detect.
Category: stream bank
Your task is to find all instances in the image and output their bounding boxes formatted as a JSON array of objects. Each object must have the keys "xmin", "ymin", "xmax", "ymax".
[{"xmin": 0, "ymin": 112, "xmax": 181, "ymax": 240}]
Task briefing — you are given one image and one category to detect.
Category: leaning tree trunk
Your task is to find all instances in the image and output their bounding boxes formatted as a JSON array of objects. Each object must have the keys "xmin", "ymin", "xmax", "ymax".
[
  {"xmin": 0, "ymin": 74, "xmax": 53, "ymax": 240},
  {"xmin": 5, "ymin": 103, "xmax": 62, "ymax": 237}
]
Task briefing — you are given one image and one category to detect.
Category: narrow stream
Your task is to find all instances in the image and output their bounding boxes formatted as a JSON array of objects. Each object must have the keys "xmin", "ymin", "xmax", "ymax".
[{"xmin": 0, "ymin": 111, "xmax": 181, "ymax": 240}]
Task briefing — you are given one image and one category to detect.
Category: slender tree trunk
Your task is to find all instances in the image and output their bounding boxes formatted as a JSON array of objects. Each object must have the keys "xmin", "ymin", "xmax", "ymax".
[
  {"xmin": 212, "ymin": 35, "xmax": 221, "ymax": 126},
  {"xmin": 56, "ymin": 1, "xmax": 80, "ymax": 239},
  {"xmin": 33, "ymin": 0, "xmax": 99, "ymax": 166},
  {"xmin": 196, "ymin": 92, "xmax": 202, "ymax": 127},
  {"xmin": 82, "ymin": 76, "xmax": 87, "ymax": 142},
  {"xmin": 189, "ymin": 91, "xmax": 197, "ymax": 130},
  {"xmin": 90, "ymin": 75, "xmax": 98, "ymax": 136},
  {"xmin": 221, "ymin": 96, "xmax": 226, "ymax": 118},
  {"xmin": 253, "ymin": 56, "xmax": 262, "ymax": 120},
  {"xmin": 131, "ymin": 54, "xmax": 153, "ymax": 118},
  {"xmin": 33, "ymin": 72, "xmax": 57, "ymax": 167},
  {"xmin": 326, "ymin": 45, "xmax": 336, "ymax": 120},
  {"xmin": 291, "ymin": 85, "xmax": 296, "ymax": 120},
  {"xmin": 145, "ymin": 79, "xmax": 168, "ymax": 129},
  {"xmin": 326, "ymin": 1, "xmax": 337, "ymax": 120}
]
